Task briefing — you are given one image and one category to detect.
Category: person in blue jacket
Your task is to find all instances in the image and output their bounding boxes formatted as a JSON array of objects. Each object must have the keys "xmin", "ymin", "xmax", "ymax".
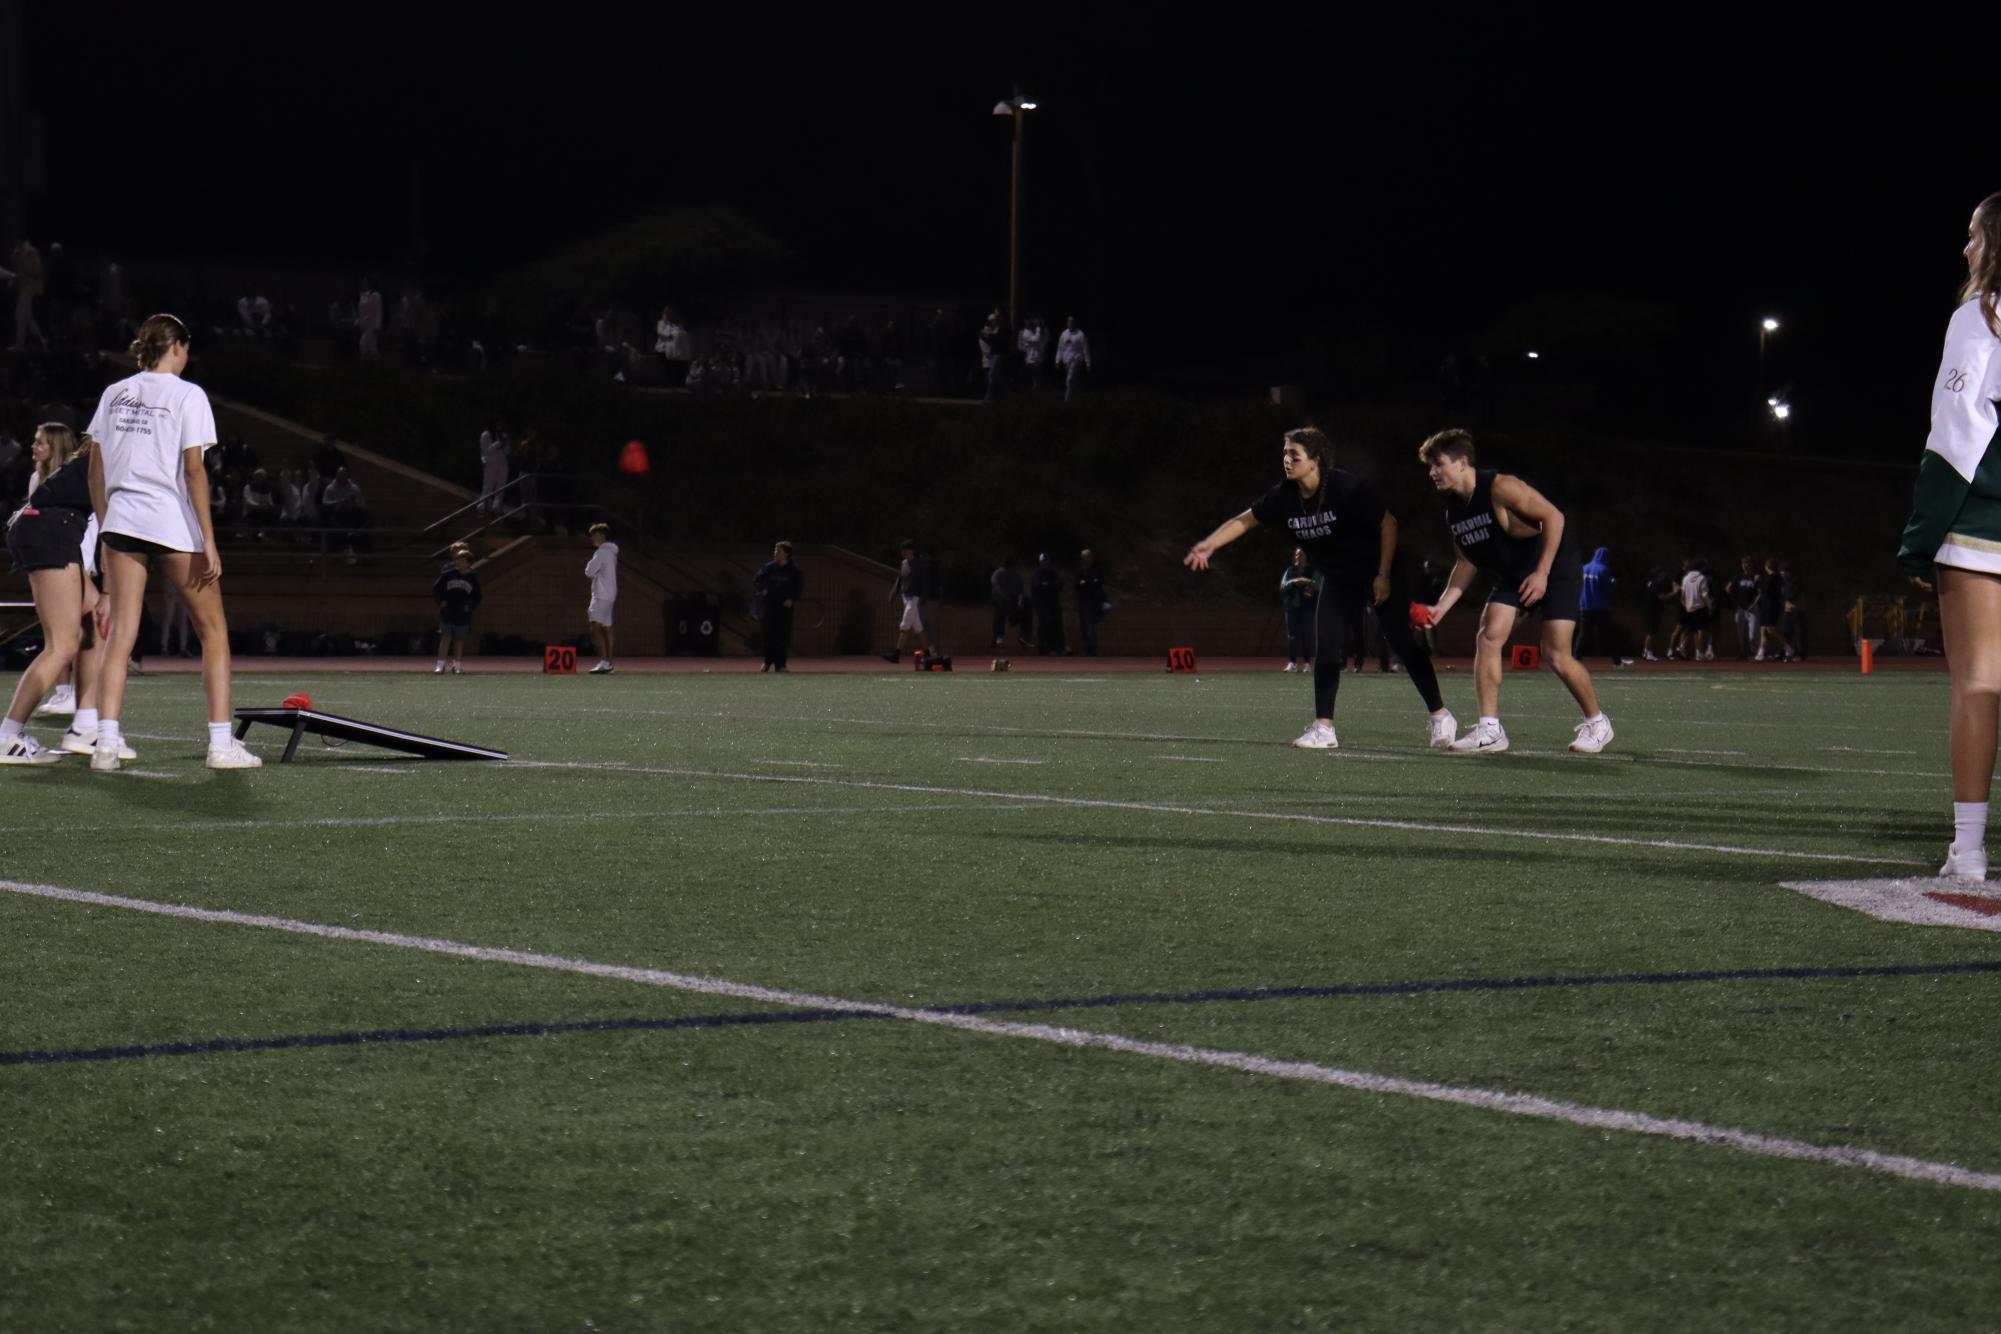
[{"xmin": 1576, "ymin": 546, "xmax": 1625, "ymax": 663}]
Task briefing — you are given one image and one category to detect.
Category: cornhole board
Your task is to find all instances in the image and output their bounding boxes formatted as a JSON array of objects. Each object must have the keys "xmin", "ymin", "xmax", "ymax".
[{"xmin": 233, "ymin": 707, "xmax": 508, "ymax": 764}]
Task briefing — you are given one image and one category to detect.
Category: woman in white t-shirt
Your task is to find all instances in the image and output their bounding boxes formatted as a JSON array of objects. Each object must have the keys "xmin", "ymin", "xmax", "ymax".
[{"xmin": 85, "ymin": 314, "xmax": 261, "ymax": 770}]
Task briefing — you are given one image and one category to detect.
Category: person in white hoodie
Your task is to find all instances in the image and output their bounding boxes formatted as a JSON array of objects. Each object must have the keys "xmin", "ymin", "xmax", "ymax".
[
  {"xmin": 1900, "ymin": 192, "xmax": 2001, "ymax": 881},
  {"xmin": 585, "ymin": 522, "xmax": 619, "ymax": 673}
]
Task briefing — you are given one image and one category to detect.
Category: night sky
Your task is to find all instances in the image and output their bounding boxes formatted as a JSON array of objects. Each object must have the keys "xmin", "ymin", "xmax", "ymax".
[{"xmin": 19, "ymin": 4, "xmax": 1993, "ymax": 437}]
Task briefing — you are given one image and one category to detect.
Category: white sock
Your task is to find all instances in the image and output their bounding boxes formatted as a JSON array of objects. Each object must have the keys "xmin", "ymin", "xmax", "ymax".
[
  {"xmin": 75, "ymin": 707, "xmax": 99, "ymax": 734},
  {"xmin": 99, "ymin": 720, "xmax": 123, "ymax": 748},
  {"xmin": 1479, "ymin": 715, "xmax": 1500, "ymax": 728},
  {"xmin": 1585, "ymin": 712, "xmax": 1607, "ymax": 724},
  {"xmin": 1953, "ymin": 802, "xmax": 1989, "ymax": 856},
  {"xmin": 0, "ymin": 717, "xmax": 21, "ymax": 741},
  {"xmin": 208, "ymin": 722, "xmax": 232, "ymax": 748}
]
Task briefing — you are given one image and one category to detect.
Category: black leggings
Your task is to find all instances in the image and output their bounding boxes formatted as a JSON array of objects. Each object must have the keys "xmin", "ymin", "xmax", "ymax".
[{"xmin": 1313, "ymin": 576, "xmax": 1444, "ymax": 720}]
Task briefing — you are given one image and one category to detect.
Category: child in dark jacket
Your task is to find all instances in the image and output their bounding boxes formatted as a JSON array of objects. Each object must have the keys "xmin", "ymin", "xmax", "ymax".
[{"xmin": 433, "ymin": 542, "xmax": 482, "ymax": 674}]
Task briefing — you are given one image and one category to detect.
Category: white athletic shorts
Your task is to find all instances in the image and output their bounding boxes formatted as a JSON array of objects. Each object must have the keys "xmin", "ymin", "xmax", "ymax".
[
  {"xmin": 588, "ymin": 599, "xmax": 615, "ymax": 627},
  {"xmin": 898, "ymin": 595, "xmax": 924, "ymax": 633}
]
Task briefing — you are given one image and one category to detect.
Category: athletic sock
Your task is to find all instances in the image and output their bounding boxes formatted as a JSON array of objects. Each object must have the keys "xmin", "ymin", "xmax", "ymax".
[
  {"xmin": 1584, "ymin": 712, "xmax": 1607, "ymax": 724},
  {"xmin": 99, "ymin": 720, "xmax": 123, "ymax": 749},
  {"xmin": 1479, "ymin": 716, "xmax": 1500, "ymax": 727},
  {"xmin": 208, "ymin": 722, "xmax": 232, "ymax": 749},
  {"xmin": 0, "ymin": 717, "xmax": 21, "ymax": 741},
  {"xmin": 75, "ymin": 707, "xmax": 99, "ymax": 734},
  {"xmin": 1953, "ymin": 802, "xmax": 1989, "ymax": 856}
]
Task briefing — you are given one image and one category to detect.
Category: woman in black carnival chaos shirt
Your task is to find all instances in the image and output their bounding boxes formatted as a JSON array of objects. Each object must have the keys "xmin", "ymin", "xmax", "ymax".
[{"xmin": 1185, "ymin": 426, "xmax": 1455, "ymax": 750}]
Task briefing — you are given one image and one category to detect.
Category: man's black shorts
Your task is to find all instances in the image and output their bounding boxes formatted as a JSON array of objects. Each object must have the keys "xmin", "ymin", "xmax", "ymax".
[
  {"xmin": 5, "ymin": 507, "xmax": 87, "ymax": 574},
  {"xmin": 1486, "ymin": 551, "xmax": 1585, "ymax": 620}
]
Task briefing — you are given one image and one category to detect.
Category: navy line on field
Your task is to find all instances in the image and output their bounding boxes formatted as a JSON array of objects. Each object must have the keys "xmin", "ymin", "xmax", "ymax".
[
  {"xmin": 0, "ymin": 1008, "xmax": 874, "ymax": 1066},
  {"xmin": 11, "ymin": 957, "xmax": 2001, "ymax": 1070}
]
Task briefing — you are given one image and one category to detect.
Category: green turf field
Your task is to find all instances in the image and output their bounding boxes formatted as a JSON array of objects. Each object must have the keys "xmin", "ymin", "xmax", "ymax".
[{"xmin": 5, "ymin": 665, "xmax": 2000, "ymax": 1331}]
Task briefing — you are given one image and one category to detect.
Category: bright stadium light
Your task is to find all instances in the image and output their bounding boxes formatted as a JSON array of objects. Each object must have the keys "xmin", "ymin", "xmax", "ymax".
[
  {"xmin": 1770, "ymin": 401, "xmax": 1792, "ymax": 421},
  {"xmin": 1526, "ymin": 350, "xmax": 1540, "ymax": 359},
  {"xmin": 1762, "ymin": 318, "xmax": 1781, "ymax": 332}
]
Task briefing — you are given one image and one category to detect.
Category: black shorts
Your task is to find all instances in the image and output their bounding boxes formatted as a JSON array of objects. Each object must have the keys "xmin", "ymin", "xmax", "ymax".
[
  {"xmin": 1486, "ymin": 551, "xmax": 1584, "ymax": 620},
  {"xmin": 6, "ymin": 507, "xmax": 88, "ymax": 574},
  {"xmin": 1678, "ymin": 605, "xmax": 1713, "ymax": 630},
  {"xmin": 102, "ymin": 531, "xmax": 180, "ymax": 558}
]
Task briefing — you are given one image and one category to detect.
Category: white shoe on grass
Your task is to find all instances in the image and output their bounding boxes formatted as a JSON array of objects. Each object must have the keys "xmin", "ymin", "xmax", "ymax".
[
  {"xmin": 34, "ymin": 686, "xmax": 76, "ymax": 717},
  {"xmin": 1292, "ymin": 720, "xmax": 1339, "ymax": 750},
  {"xmin": 1448, "ymin": 720, "xmax": 1509, "ymax": 753},
  {"xmin": 0, "ymin": 734, "xmax": 62, "ymax": 765},
  {"xmin": 62, "ymin": 728, "xmax": 136, "ymax": 761},
  {"xmin": 90, "ymin": 741, "xmax": 122, "ymax": 772},
  {"xmin": 1428, "ymin": 710, "xmax": 1458, "ymax": 750},
  {"xmin": 1569, "ymin": 715, "xmax": 1615, "ymax": 754},
  {"xmin": 1282, "ymin": 663, "xmax": 1297, "ymax": 673},
  {"xmin": 206, "ymin": 738, "xmax": 264, "ymax": 770},
  {"xmin": 1941, "ymin": 848, "xmax": 1989, "ymax": 882}
]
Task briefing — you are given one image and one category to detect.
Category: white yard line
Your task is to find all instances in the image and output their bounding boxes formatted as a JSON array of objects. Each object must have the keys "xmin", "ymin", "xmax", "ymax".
[
  {"xmin": 1157, "ymin": 755, "xmax": 1224, "ymax": 763},
  {"xmin": 1659, "ymin": 748, "xmax": 1748, "ymax": 756},
  {"xmin": 1821, "ymin": 747, "xmax": 1919, "ymax": 756},
  {"xmin": 961, "ymin": 756, "xmax": 1047, "ymax": 766},
  {"xmin": 0, "ymin": 803, "xmax": 1025, "ymax": 838},
  {"xmin": 5, "ymin": 875, "xmax": 1996, "ymax": 1195},
  {"xmin": 506, "ymin": 761, "xmax": 1924, "ymax": 867}
]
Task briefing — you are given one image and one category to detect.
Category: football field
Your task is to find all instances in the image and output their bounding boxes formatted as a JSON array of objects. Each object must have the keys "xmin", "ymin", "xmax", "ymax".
[{"xmin": 6, "ymin": 663, "xmax": 2001, "ymax": 1331}]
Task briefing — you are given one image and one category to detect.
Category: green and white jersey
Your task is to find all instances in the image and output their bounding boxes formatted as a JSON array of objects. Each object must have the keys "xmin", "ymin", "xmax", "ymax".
[{"xmin": 1900, "ymin": 297, "xmax": 2001, "ymax": 575}]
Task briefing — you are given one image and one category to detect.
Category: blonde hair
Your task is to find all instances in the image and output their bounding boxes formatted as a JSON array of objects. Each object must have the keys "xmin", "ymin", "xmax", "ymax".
[
  {"xmin": 1964, "ymin": 192, "xmax": 2001, "ymax": 338},
  {"xmin": 588, "ymin": 523, "xmax": 610, "ymax": 538},
  {"xmin": 32, "ymin": 422, "xmax": 83, "ymax": 483},
  {"xmin": 130, "ymin": 313, "xmax": 190, "ymax": 370}
]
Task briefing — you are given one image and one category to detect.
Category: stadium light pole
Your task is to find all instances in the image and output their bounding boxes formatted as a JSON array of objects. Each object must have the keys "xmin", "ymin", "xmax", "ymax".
[
  {"xmin": 993, "ymin": 88, "xmax": 1038, "ymax": 329},
  {"xmin": 1758, "ymin": 317, "xmax": 1780, "ymax": 394}
]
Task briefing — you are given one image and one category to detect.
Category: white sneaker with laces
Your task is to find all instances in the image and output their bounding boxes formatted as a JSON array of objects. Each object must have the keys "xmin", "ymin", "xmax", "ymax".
[
  {"xmin": 1292, "ymin": 720, "xmax": 1339, "ymax": 750},
  {"xmin": 1428, "ymin": 711, "xmax": 1458, "ymax": 750},
  {"xmin": 90, "ymin": 740, "xmax": 122, "ymax": 772},
  {"xmin": 62, "ymin": 728, "xmax": 136, "ymax": 761},
  {"xmin": 0, "ymin": 733, "xmax": 62, "ymax": 765},
  {"xmin": 34, "ymin": 686, "xmax": 76, "ymax": 717},
  {"xmin": 1569, "ymin": 715, "xmax": 1615, "ymax": 754},
  {"xmin": 206, "ymin": 738, "xmax": 264, "ymax": 770},
  {"xmin": 1448, "ymin": 720, "xmax": 1509, "ymax": 753},
  {"xmin": 1941, "ymin": 848, "xmax": 1989, "ymax": 881}
]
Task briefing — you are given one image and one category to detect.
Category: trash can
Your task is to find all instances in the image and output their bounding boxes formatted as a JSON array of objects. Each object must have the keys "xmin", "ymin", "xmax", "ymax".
[{"xmin": 670, "ymin": 593, "xmax": 721, "ymax": 656}]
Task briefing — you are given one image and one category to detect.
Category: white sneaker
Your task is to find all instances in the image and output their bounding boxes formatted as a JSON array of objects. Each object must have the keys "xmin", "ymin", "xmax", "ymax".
[
  {"xmin": 1941, "ymin": 848, "xmax": 1989, "ymax": 881},
  {"xmin": 206, "ymin": 738, "xmax": 264, "ymax": 770},
  {"xmin": 1569, "ymin": 715, "xmax": 1615, "ymax": 754},
  {"xmin": 90, "ymin": 740, "xmax": 122, "ymax": 772},
  {"xmin": 1448, "ymin": 720, "xmax": 1509, "ymax": 753},
  {"xmin": 1282, "ymin": 662, "xmax": 1298, "ymax": 673},
  {"xmin": 589, "ymin": 661, "xmax": 614, "ymax": 674},
  {"xmin": 62, "ymin": 728, "xmax": 136, "ymax": 761},
  {"xmin": 1753, "ymin": 650, "xmax": 1766, "ymax": 662},
  {"xmin": 1642, "ymin": 649, "xmax": 1659, "ymax": 661},
  {"xmin": 450, "ymin": 662, "xmax": 463, "ymax": 674},
  {"xmin": 0, "ymin": 733, "xmax": 62, "ymax": 765},
  {"xmin": 1292, "ymin": 720, "xmax": 1339, "ymax": 750},
  {"xmin": 34, "ymin": 686, "xmax": 76, "ymax": 717},
  {"xmin": 433, "ymin": 662, "xmax": 445, "ymax": 674},
  {"xmin": 1428, "ymin": 710, "xmax": 1458, "ymax": 750}
]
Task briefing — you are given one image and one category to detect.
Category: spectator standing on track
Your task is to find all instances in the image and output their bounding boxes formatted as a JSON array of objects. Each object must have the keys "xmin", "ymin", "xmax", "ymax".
[
  {"xmin": 883, "ymin": 538, "xmax": 926, "ymax": 664},
  {"xmin": 753, "ymin": 540, "xmax": 805, "ymax": 673},
  {"xmin": 1075, "ymin": 547, "xmax": 1110, "ymax": 656},
  {"xmin": 1730, "ymin": 556, "xmax": 1761, "ymax": 660},
  {"xmin": 1576, "ymin": 545, "xmax": 1623, "ymax": 663},
  {"xmin": 1755, "ymin": 556, "xmax": 1789, "ymax": 660},
  {"xmin": 1780, "ymin": 560, "xmax": 1808, "ymax": 660},
  {"xmin": 1641, "ymin": 567, "xmax": 1677, "ymax": 660},
  {"xmin": 433, "ymin": 542, "xmax": 481, "ymax": 675},
  {"xmin": 1030, "ymin": 552, "xmax": 1068, "ymax": 655},
  {"xmin": 85, "ymin": 314, "xmax": 262, "ymax": 771},
  {"xmin": 585, "ymin": 522, "xmax": 618, "ymax": 673},
  {"xmin": 991, "ymin": 554, "xmax": 1029, "ymax": 648},
  {"xmin": 1056, "ymin": 316, "xmax": 1092, "ymax": 402},
  {"xmin": 1897, "ymin": 191, "xmax": 2001, "ymax": 880},
  {"xmin": 1280, "ymin": 546, "xmax": 1321, "ymax": 673}
]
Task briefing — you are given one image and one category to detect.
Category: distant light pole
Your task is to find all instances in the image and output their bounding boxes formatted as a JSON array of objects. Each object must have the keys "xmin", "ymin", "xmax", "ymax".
[
  {"xmin": 1758, "ymin": 317, "xmax": 1780, "ymax": 395},
  {"xmin": 992, "ymin": 88, "xmax": 1038, "ymax": 329}
]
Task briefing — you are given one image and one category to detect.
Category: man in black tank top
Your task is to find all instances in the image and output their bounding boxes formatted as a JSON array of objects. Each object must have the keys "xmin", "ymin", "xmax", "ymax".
[{"xmin": 1415, "ymin": 429, "xmax": 1613, "ymax": 754}]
